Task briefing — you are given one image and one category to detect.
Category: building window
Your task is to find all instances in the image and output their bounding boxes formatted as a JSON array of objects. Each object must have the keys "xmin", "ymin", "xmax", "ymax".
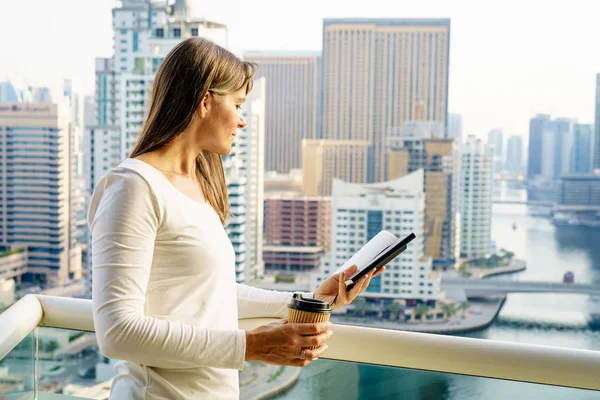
[
  {"xmin": 155, "ymin": 28, "xmax": 164, "ymax": 38},
  {"xmin": 173, "ymin": 28, "xmax": 181, "ymax": 38},
  {"xmin": 191, "ymin": 28, "xmax": 198, "ymax": 36}
]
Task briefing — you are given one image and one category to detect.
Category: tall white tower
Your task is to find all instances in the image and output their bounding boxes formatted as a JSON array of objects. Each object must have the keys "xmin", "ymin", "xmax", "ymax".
[
  {"xmin": 223, "ymin": 77, "xmax": 266, "ymax": 283},
  {"xmin": 84, "ymin": 0, "xmax": 229, "ymax": 292},
  {"xmin": 460, "ymin": 136, "xmax": 493, "ymax": 258}
]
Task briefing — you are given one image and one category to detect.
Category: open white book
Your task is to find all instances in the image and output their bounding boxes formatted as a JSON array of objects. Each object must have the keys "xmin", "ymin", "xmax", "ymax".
[{"xmin": 335, "ymin": 230, "xmax": 399, "ymax": 275}]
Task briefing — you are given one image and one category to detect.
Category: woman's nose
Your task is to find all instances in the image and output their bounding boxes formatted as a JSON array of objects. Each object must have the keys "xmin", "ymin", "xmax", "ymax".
[{"xmin": 238, "ymin": 116, "xmax": 247, "ymax": 129}]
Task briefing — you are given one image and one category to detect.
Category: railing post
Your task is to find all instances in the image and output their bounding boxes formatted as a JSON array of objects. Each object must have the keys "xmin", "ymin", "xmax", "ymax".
[{"xmin": 0, "ymin": 294, "xmax": 43, "ymax": 360}]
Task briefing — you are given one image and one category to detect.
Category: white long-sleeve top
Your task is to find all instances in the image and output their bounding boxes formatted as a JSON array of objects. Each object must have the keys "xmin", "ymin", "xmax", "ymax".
[{"xmin": 88, "ymin": 158, "xmax": 295, "ymax": 399}]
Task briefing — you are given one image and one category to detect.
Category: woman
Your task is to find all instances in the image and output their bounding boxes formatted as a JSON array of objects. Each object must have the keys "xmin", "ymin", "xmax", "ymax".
[{"xmin": 88, "ymin": 37, "xmax": 382, "ymax": 399}]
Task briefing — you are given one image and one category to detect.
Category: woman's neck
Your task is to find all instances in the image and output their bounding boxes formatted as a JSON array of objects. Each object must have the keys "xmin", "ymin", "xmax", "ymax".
[{"xmin": 139, "ymin": 134, "xmax": 200, "ymax": 177}]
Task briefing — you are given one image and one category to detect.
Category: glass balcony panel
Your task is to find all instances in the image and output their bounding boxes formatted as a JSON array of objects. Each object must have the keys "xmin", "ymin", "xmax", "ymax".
[
  {"xmin": 264, "ymin": 359, "xmax": 600, "ymax": 400},
  {"xmin": 0, "ymin": 330, "xmax": 36, "ymax": 399},
  {"xmin": 33, "ymin": 327, "xmax": 115, "ymax": 399}
]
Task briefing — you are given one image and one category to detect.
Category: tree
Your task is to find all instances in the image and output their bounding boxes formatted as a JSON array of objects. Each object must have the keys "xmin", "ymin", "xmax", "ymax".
[
  {"xmin": 41, "ymin": 339, "xmax": 60, "ymax": 353},
  {"xmin": 352, "ymin": 297, "xmax": 369, "ymax": 317},
  {"xmin": 387, "ymin": 301, "xmax": 405, "ymax": 320},
  {"xmin": 458, "ymin": 301, "xmax": 471, "ymax": 319},
  {"xmin": 441, "ymin": 303, "xmax": 456, "ymax": 320},
  {"xmin": 414, "ymin": 303, "xmax": 430, "ymax": 320},
  {"xmin": 458, "ymin": 263, "xmax": 470, "ymax": 277}
]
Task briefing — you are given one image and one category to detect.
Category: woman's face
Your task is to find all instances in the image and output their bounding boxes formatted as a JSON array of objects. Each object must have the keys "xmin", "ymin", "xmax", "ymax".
[{"xmin": 198, "ymin": 87, "xmax": 247, "ymax": 155}]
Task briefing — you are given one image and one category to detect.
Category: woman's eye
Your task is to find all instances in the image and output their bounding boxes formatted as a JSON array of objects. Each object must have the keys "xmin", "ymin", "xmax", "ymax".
[{"xmin": 236, "ymin": 105, "xmax": 242, "ymax": 110}]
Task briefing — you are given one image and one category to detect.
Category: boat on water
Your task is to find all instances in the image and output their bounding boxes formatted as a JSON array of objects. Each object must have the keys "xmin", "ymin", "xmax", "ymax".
[{"xmin": 563, "ymin": 271, "xmax": 574, "ymax": 283}]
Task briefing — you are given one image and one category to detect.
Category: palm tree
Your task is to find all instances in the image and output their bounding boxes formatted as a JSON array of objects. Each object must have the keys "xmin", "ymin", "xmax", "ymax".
[
  {"xmin": 441, "ymin": 303, "xmax": 456, "ymax": 320},
  {"xmin": 414, "ymin": 303, "xmax": 430, "ymax": 321},
  {"xmin": 458, "ymin": 301, "xmax": 471, "ymax": 319}
]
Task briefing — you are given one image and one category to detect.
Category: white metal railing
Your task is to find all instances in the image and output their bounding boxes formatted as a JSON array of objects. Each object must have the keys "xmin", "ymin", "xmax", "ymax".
[{"xmin": 1, "ymin": 295, "xmax": 600, "ymax": 392}]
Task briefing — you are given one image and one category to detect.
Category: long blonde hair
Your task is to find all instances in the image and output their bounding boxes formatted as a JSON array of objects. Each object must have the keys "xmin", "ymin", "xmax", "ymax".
[{"xmin": 130, "ymin": 37, "xmax": 256, "ymax": 224}]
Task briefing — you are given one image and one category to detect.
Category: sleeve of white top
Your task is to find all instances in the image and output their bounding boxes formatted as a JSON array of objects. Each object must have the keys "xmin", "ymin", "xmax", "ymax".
[
  {"xmin": 236, "ymin": 284, "xmax": 315, "ymax": 319},
  {"xmin": 89, "ymin": 169, "xmax": 246, "ymax": 370}
]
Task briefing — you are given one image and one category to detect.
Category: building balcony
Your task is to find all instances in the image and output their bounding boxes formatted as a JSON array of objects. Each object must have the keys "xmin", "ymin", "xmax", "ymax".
[{"xmin": 0, "ymin": 295, "xmax": 598, "ymax": 399}]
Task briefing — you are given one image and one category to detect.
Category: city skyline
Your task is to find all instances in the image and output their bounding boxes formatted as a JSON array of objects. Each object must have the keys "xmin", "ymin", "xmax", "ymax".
[{"xmin": 2, "ymin": 0, "xmax": 600, "ymax": 141}]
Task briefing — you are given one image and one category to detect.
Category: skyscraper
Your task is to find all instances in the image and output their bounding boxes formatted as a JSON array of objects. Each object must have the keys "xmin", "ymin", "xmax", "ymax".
[
  {"xmin": 528, "ymin": 114, "xmax": 575, "ymax": 181},
  {"xmin": 487, "ymin": 129, "xmax": 503, "ymax": 174},
  {"xmin": 0, "ymin": 100, "xmax": 74, "ymax": 285},
  {"xmin": 594, "ymin": 73, "xmax": 600, "ymax": 172},
  {"xmin": 86, "ymin": 0, "xmax": 228, "ymax": 189},
  {"xmin": 387, "ymin": 121, "xmax": 459, "ymax": 268},
  {"xmin": 460, "ymin": 136, "xmax": 493, "ymax": 258},
  {"xmin": 263, "ymin": 195, "xmax": 331, "ymax": 273},
  {"xmin": 572, "ymin": 124, "xmax": 593, "ymax": 174},
  {"xmin": 85, "ymin": 0, "xmax": 230, "ymax": 287},
  {"xmin": 243, "ymin": 52, "xmax": 319, "ymax": 174},
  {"xmin": 527, "ymin": 114, "xmax": 547, "ymax": 179},
  {"xmin": 446, "ymin": 113, "xmax": 463, "ymax": 142},
  {"xmin": 63, "ymin": 80, "xmax": 86, "ymax": 268},
  {"xmin": 302, "ymin": 139, "xmax": 371, "ymax": 196},
  {"xmin": 321, "ymin": 18, "xmax": 450, "ymax": 183},
  {"xmin": 505, "ymin": 135, "xmax": 523, "ymax": 176},
  {"xmin": 312, "ymin": 170, "xmax": 443, "ymax": 301},
  {"xmin": 240, "ymin": 77, "xmax": 266, "ymax": 281},
  {"xmin": 223, "ymin": 77, "xmax": 266, "ymax": 283}
]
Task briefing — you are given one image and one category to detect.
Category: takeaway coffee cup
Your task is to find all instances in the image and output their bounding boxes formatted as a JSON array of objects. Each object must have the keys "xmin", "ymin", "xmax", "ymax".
[{"xmin": 287, "ymin": 292, "xmax": 332, "ymax": 349}]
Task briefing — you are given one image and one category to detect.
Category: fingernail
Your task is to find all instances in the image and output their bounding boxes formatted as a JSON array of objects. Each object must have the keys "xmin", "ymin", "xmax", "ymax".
[{"xmin": 324, "ymin": 345, "xmax": 329, "ymax": 350}]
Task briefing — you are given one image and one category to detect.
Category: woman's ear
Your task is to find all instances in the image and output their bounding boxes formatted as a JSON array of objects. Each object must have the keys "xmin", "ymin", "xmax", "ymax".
[{"xmin": 197, "ymin": 91, "xmax": 211, "ymax": 118}]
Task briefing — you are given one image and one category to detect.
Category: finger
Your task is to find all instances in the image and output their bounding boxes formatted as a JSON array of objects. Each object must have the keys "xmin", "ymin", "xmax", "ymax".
[
  {"xmin": 297, "ymin": 331, "xmax": 332, "ymax": 348},
  {"xmin": 372, "ymin": 266, "xmax": 386, "ymax": 278},
  {"xmin": 348, "ymin": 270, "xmax": 371, "ymax": 300},
  {"xmin": 301, "ymin": 345, "xmax": 329, "ymax": 360},
  {"xmin": 346, "ymin": 264, "xmax": 359, "ymax": 275},
  {"xmin": 337, "ymin": 270, "xmax": 349, "ymax": 305},
  {"xmin": 290, "ymin": 321, "xmax": 332, "ymax": 335}
]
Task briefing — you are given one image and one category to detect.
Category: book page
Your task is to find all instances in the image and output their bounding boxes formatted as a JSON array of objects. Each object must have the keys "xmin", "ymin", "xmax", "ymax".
[{"xmin": 335, "ymin": 230, "xmax": 399, "ymax": 274}]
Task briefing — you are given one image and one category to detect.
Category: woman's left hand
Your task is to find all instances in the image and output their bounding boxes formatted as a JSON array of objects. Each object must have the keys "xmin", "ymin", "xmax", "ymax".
[{"xmin": 313, "ymin": 265, "xmax": 386, "ymax": 310}]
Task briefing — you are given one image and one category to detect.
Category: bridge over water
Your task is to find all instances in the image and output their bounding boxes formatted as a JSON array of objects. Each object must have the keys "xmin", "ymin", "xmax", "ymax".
[{"xmin": 441, "ymin": 278, "xmax": 600, "ymax": 298}]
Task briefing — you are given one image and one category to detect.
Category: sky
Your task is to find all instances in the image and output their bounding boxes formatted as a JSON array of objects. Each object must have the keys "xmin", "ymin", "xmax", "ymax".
[{"xmin": 1, "ymin": 0, "xmax": 599, "ymax": 141}]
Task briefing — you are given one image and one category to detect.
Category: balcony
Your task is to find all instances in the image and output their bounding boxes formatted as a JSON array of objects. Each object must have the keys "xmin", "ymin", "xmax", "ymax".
[{"xmin": 0, "ymin": 295, "xmax": 599, "ymax": 399}]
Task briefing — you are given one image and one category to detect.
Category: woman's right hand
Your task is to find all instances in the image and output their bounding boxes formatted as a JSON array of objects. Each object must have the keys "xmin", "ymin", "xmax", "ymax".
[{"xmin": 244, "ymin": 319, "xmax": 333, "ymax": 367}]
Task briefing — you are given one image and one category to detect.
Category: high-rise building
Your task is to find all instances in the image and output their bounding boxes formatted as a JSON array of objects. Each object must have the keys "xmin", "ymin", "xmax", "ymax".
[
  {"xmin": 86, "ymin": 1, "xmax": 228, "ymax": 184},
  {"xmin": 224, "ymin": 77, "xmax": 266, "ymax": 283},
  {"xmin": 505, "ymin": 135, "xmax": 523, "ymax": 176},
  {"xmin": 460, "ymin": 136, "xmax": 493, "ymax": 258},
  {"xmin": 387, "ymin": 121, "xmax": 459, "ymax": 268},
  {"xmin": 0, "ymin": 101, "xmax": 74, "ymax": 285},
  {"xmin": 572, "ymin": 124, "xmax": 593, "ymax": 174},
  {"xmin": 0, "ymin": 77, "xmax": 33, "ymax": 103},
  {"xmin": 240, "ymin": 77, "xmax": 266, "ymax": 281},
  {"xmin": 243, "ymin": 52, "xmax": 319, "ymax": 174},
  {"xmin": 85, "ymin": 0, "xmax": 230, "ymax": 286},
  {"xmin": 63, "ymin": 79, "xmax": 86, "ymax": 273},
  {"xmin": 263, "ymin": 195, "xmax": 330, "ymax": 273},
  {"xmin": 312, "ymin": 170, "xmax": 443, "ymax": 301},
  {"xmin": 528, "ymin": 114, "xmax": 575, "ymax": 181},
  {"xmin": 302, "ymin": 139, "xmax": 371, "ymax": 196},
  {"xmin": 321, "ymin": 18, "xmax": 450, "ymax": 183},
  {"xmin": 593, "ymin": 73, "xmax": 600, "ymax": 172},
  {"xmin": 556, "ymin": 175, "xmax": 600, "ymax": 210},
  {"xmin": 527, "ymin": 114, "xmax": 547, "ymax": 179},
  {"xmin": 487, "ymin": 129, "xmax": 503, "ymax": 174},
  {"xmin": 446, "ymin": 113, "xmax": 463, "ymax": 142}
]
